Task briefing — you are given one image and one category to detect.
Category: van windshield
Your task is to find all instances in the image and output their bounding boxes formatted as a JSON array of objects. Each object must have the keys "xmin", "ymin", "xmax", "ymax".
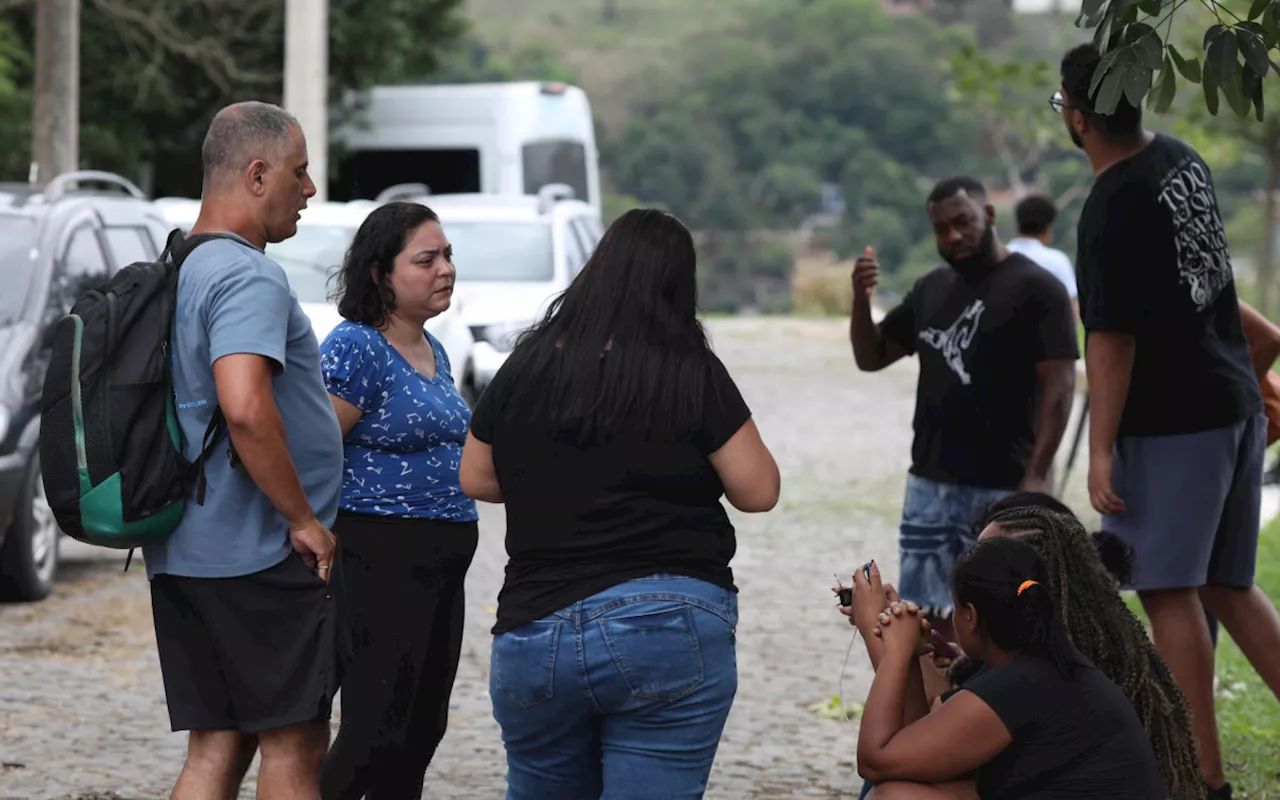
[
  {"xmin": 264, "ymin": 224, "xmax": 356, "ymax": 304},
  {"xmin": 0, "ymin": 215, "xmax": 37, "ymax": 325},
  {"xmin": 447, "ymin": 221, "xmax": 555, "ymax": 282}
]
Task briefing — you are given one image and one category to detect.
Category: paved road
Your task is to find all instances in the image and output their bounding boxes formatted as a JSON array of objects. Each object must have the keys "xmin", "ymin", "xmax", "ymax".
[{"xmin": 0, "ymin": 317, "xmax": 1092, "ymax": 800}]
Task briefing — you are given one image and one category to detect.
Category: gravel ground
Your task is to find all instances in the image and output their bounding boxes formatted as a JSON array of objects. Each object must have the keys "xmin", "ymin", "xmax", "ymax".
[{"xmin": 0, "ymin": 316, "xmax": 1095, "ymax": 800}]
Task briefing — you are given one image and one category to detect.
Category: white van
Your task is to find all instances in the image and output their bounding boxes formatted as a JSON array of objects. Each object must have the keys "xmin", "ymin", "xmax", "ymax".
[
  {"xmin": 154, "ymin": 198, "xmax": 477, "ymax": 398},
  {"xmin": 331, "ymin": 81, "xmax": 602, "ymax": 214}
]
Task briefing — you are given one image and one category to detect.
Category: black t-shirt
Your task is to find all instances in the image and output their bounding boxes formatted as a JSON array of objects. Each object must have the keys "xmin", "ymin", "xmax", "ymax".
[
  {"xmin": 880, "ymin": 254, "xmax": 1079, "ymax": 489},
  {"xmin": 964, "ymin": 653, "xmax": 1166, "ymax": 799},
  {"xmin": 470, "ymin": 350, "xmax": 751, "ymax": 635},
  {"xmin": 1076, "ymin": 133, "xmax": 1261, "ymax": 436}
]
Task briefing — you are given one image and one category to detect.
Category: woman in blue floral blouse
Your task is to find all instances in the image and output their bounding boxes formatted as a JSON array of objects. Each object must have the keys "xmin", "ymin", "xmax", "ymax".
[{"xmin": 317, "ymin": 202, "xmax": 478, "ymax": 799}]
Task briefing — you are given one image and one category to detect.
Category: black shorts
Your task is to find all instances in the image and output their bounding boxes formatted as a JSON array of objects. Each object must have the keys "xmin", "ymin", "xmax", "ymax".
[{"xmin": 149, "ymin": 550, "xmax": 341, "ymax": 734}]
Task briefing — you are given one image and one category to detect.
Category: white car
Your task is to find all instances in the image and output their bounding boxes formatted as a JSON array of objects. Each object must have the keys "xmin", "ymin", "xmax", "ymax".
[
  {"xmin": 155, "ymin": 198, "xmax": 477, "ymax": 397},
  {"xmin": 397, "ymin": 185, "xmax": 603, "ymax": 396}
]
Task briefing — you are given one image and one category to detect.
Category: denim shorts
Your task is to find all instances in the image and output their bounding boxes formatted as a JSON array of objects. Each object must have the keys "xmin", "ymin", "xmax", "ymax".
[
  {"xmin": 490, "ymin": 573, "xmax": 738, "ymax": 799},
  {"xmin": 898, "ymin": 474, "xmax": 1012, "ymax": 619}
]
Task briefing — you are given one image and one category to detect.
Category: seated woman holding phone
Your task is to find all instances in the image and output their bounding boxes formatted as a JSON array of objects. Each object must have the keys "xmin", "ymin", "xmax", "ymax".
[
  {"xmin": 854, "ymin": 536, "xmax": 1166, "ymax": 799},
  {"xmin": 842, "ymin": 493, "xmax": 1202, "ymax": 800}
]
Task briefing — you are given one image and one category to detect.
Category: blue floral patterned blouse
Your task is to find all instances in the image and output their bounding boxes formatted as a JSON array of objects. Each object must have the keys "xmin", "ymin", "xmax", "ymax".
[{"xmin": 319, "ymin": 321, "xmax": 478, "ymax": 522}]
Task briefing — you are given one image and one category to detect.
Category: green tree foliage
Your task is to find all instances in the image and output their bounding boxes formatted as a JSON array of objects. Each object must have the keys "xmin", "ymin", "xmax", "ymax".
[
  {"xmin": 433, "ymin": 35, "xmax": 579, "ymax": 85},
  {"xmin": 1076, "ymin": 0, "xmax": 1280, "ymax": 121},
  {"xmin": 604, "ymin": 0, "xmax": 976, "ymax": 228},
  {"xmin": 598, "ymin": 0, "xmax": 984, "ymax": 306},
  {"xmin": 0, "ymin": 0, "xmax": 468, "ymax": 195},
  {"xmin": 0, "ymin": 17, "xmax": 30, "ymax": 181}
]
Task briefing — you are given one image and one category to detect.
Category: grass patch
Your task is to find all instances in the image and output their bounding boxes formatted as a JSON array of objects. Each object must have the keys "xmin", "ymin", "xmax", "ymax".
[
  {"xmin": 809, "ymin": 695, "xmax": 864, "ymax": 722},
  {"xmin": 1122, "ymin": 521, "xmax": 1280, "ymax": 798}
]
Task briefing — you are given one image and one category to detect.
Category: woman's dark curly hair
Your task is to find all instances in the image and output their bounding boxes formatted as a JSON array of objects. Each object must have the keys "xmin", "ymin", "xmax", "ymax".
[
  {"xmin": 328, "ymin": 201, "xmax": 440, "ymax": 328},
  {"xmin": 971, "ymin": 505, "xmax": 1204, "ymax": 800}
]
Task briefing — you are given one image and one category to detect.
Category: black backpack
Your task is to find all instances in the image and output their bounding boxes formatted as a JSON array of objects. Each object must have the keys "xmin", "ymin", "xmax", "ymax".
[{"xmin": 38, "ymin": 230, "xmax": 238, "ymax": 552}]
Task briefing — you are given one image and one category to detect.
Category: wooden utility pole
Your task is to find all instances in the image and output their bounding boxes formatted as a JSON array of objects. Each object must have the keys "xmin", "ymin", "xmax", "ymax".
[
  {"xmin": 31, "ymin": 0, "xmax": 80, "ymax": 183},
  {"xmin": 284, "ymin": 0, "xmax": 329, "ymax": 201}
]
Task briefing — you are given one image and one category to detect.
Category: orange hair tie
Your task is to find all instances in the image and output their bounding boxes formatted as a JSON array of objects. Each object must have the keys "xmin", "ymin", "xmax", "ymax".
[{"xmin": 1017, "ymin": 580, "xmax": 1039, "ymax": 596}]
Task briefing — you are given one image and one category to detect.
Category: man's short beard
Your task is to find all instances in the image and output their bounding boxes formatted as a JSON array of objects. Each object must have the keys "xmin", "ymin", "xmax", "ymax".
[{"xmin": 940, "ymin": 220, "xmax": 997, "ymax": 274}]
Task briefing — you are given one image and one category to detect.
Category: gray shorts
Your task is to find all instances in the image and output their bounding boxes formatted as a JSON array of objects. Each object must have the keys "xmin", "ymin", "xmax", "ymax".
[{"xmin": 1105, "ymin": 413, "xmax": 1265, "ymax": 592}]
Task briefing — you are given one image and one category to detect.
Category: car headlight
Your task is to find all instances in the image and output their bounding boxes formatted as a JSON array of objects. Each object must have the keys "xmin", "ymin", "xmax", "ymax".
[{"xmin": 471, "ymin": 321, "xmax": 533, "ymax": 353}]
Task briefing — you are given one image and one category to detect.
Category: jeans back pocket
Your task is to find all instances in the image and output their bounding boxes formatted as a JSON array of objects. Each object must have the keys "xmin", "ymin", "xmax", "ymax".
[
  {"xmin": 599, "ymin": 603, "xmax": 704, "ymax": 702},
  {"xmin": 491, "ymin": 619, "xmax": 561, "ymax": 708}
]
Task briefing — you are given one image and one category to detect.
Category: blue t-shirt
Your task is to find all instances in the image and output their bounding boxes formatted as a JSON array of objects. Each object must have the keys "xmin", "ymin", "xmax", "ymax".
[
  {"xmin": 143, "ymin": 235, "xmax": 345, "ymax": 579},
  {"xmin": 320, "ymin": 321, "xmax": 478, "ymax": 522}
]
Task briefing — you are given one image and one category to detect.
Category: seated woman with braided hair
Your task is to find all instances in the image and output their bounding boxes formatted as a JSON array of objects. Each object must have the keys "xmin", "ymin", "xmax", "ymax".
[
  {"xmin": 855, "ymin": 536, "xmax": 1166, "ymax": 799},
  {"xmin": 974, "ymin": 502, "xmax": 1203, "ymax": 800},
  {"xmin": 844, "ymin": 493, "xmax": 1204, "ymax": 800}
]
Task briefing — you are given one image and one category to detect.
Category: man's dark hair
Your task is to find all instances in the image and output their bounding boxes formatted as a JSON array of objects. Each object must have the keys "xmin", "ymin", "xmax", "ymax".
[
  {"xmin": 927, "ymin": 175, "xmax": 987, "ymax": 205},
  {"xmin": 1060, "ymin": 43, "xmax": 1142, "ymax": 138},
  {"xmin": 1015, "ymin": 194, "xmax": 1057, "ymax": 236},
  {"xmin": 330, "ymin": 201, "xmax": 441, "ymax": 328}
]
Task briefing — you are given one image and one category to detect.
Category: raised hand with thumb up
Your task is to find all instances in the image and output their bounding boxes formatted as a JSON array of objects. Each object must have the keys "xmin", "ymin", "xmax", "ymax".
[{"xmin": 852, "ymin": 246, "xmax": 879, "ymax": 303}]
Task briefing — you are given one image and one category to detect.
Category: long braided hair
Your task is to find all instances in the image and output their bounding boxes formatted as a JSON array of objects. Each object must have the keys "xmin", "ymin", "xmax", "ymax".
[{"xmin": 978, "ymin": 504, "xmax": 1204, "ymax": 800}]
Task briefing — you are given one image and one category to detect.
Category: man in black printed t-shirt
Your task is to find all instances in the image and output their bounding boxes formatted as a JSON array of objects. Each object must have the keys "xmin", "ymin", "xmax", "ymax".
[
  {"xmin": 850, "ymin": 176, "xmax": 1078, "ymax": 640},
  {"xmin": 1061, "ymin": 43, "xmax": 1280, "ymax": 800}
]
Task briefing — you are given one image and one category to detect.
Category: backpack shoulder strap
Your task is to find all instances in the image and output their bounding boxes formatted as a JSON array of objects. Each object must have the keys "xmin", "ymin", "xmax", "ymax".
[
  {"xmin": 163, "ymin": 228, "xmax": 251, "ymax": 504},
  {"xmin": 189, "ymin": 407, "xmax": 231, "ymax": 505},
  {"xmin": 165, "ymin": 230, "xmax": 249, "ymax": 269}
]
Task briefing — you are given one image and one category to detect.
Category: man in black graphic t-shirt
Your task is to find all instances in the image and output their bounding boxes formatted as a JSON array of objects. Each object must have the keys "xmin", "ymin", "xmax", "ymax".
[
  {"xmin": 850, "ymin": 176, "xmax": 1078, "ymax": 639},
  {"xmin": 1062, "ymin": 43, "xmax": 1279, "ymax": 800}
]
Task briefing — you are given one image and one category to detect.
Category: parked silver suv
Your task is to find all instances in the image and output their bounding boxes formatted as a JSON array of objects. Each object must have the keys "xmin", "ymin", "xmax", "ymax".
[{"xmin": 0, "ymin": 171, "xmax": 172, "ymax": 601}]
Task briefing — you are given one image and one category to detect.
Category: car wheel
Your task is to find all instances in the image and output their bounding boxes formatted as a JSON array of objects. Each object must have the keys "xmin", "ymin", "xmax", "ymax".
[{"xmin": 0, "ymin": 454, "xmax": 61, "ymax": 602}]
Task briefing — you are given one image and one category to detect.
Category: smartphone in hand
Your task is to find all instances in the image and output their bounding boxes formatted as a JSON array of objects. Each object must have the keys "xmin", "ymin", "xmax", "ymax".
[{"xmin": 930, "ymin": 629, "xmax": 959, "ymax": 659}]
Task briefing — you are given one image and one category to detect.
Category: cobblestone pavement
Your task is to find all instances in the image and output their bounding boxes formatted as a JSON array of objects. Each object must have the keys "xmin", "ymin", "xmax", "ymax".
[{"xmin": 0, "ymin": 317, "xmax": 1089, "ymax": 800}]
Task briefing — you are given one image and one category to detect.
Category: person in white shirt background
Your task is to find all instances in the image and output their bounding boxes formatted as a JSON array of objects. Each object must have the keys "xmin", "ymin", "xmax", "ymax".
[{"xmin": 1008, "ymin": 193, "xmax": 1079, "ymax": 319}]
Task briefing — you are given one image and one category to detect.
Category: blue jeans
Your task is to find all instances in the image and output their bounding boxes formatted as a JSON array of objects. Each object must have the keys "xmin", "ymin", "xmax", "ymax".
[
  {"xmin": 490, "ymin": 574, "xmax": 739, "ymax": 799},
  {"xmin": 899, "ymin": 474, "xmax": 1012, "ymax": 619}
]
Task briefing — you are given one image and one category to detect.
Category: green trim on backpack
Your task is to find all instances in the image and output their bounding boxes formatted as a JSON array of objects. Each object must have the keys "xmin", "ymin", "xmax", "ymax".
[
  {"xmin": 69, "ymin": 314, "xmax": 183, "ymax": 548},
  {"xmin": 165, "ymin": 377, "xmax": 181, "ymax": 448},
  {"xmin": 76, "ymin": 468, "xmax": 183, "ymax": 547}
]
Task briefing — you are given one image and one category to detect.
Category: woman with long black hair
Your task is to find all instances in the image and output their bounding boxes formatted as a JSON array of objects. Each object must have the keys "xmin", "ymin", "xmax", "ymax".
[
  {"xmin": 855, "ymin": 536, "xmax": 1166, "ymax": 799},
  {"xmin": 460, "ymin": 208, "xmax": 780, "ymax": 798}
]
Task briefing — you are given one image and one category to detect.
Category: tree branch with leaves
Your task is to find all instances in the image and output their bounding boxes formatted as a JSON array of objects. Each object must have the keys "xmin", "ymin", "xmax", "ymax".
[{"xmin": 1079, "ymin": 0, "xmax": 1277, "ymax": 120}]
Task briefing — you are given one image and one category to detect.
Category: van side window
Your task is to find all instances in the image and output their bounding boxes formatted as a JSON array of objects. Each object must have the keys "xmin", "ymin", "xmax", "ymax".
[{"xmin": 523, "ymin": 140, "xmax": 589, "ymax": 204}]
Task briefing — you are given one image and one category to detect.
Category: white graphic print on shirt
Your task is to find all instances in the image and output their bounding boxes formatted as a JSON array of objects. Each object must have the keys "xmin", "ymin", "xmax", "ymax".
[
  {"xmin": 1157, "ymin": 156, "xmax": 1233, "ymax": 311},
  {"xmin": 919, "ymin": 299, "xmax": 985, "ymax": 386}
]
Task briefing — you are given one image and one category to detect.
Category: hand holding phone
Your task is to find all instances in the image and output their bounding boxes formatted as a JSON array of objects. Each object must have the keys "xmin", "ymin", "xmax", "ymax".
[{"xmin": 930, "ymin": 629, "xmax": 959, "ymax": 660}]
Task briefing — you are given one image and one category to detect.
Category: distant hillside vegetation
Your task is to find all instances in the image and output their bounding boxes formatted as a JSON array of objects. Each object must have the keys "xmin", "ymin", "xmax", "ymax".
[{"xmin": 463, "ymin": 0, "xmax": 769, "ymax": 132}]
